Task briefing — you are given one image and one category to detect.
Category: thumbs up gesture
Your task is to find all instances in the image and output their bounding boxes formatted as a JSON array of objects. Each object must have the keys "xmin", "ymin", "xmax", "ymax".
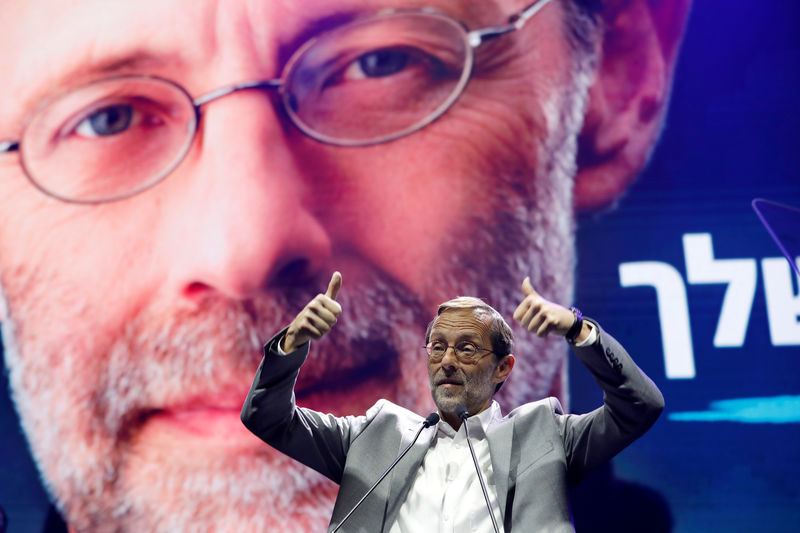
[
  {"xmin": 512, "ymin": 277, "xmax": 579, "ymax": 339},
  {"xmin": 282, "ymin": 272, "xmax": 343, "ymax": 353}
]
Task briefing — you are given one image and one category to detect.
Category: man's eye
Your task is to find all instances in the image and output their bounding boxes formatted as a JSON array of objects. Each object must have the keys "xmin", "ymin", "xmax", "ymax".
[
  {"xmin": 74, "ymin": 104, "xmax": 135, "ymax": 138},
  {"xmin": 352, "ymin": 49, "xmax": 409, "ymax": 78},
  {"xmin": 456, "ymin": 342, "xmax": 477, "ymax": 355},
  {"xmin": 430, "ymin": 342, "xmax": 447, "ymax": 353},
  {"xmin": 338, "ymin": 47, "xmax": 443, "ymax": 82}
]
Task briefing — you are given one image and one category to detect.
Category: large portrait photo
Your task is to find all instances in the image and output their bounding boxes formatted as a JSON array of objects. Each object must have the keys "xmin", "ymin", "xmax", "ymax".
[{"xmin": 1, "ymin": 0, "xmax": 798, "ymax": 532}]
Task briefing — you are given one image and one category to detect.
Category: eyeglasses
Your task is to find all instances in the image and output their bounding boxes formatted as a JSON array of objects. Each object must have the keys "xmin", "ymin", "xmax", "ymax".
[
  {"xmin": 424, "ymin": 340, "xmax": 495, "ymax": 364},
  {"xmin": 0, "ymin": 0, "xmax": 554, "ymax": 204}
]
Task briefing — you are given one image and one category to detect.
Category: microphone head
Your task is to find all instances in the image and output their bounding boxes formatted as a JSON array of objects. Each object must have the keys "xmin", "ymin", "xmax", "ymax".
[
  {"xmin": 423, "ymin": 413, "xmax": 440, "ymax": 427},
  {"xmin": 456, "ymin": 405, "xmax": 469, "ymax": 420}
]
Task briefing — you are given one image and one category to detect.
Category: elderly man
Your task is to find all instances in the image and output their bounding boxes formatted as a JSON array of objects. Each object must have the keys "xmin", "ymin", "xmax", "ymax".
[
  {"xmin": 241, "ymin": 272, "xmax": 663, "ymax": 531},
  {"xmin": 0, "ymin": 0, "xmax": 689, "ymax": 530}
]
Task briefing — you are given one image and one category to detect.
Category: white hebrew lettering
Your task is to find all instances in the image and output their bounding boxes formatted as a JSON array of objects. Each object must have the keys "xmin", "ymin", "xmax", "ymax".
[
  {"xmin": 683, "ymin": 233, "xmax": 757, "ymax": 348},
  {"xmin": 619, "ymin": 261, "xmax": 696, "ymax": 379},
  {"xmin": 762, "ymin": 257, "xmax": 800, "ymax": 346}
]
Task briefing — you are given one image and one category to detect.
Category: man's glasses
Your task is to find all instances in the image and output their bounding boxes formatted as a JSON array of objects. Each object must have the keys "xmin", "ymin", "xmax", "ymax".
[
  {"xmin": 0, "ymin": 0, "xmax": 554, "ymax": 204},
  {"xmin": 424, "ymin": 340, "xmax": 495, "ymax": 364}
]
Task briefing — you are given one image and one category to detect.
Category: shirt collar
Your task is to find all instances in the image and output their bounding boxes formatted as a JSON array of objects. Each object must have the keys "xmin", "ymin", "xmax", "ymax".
[{"xmin": 437, "ymin": 400, "xmax": 503, "ymax": 439}]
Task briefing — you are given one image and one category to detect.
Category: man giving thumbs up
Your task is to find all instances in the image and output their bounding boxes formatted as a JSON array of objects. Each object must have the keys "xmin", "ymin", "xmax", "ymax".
[{"xmin": 242, "ymin": 274, "xmax": 663, "ymax": 532}]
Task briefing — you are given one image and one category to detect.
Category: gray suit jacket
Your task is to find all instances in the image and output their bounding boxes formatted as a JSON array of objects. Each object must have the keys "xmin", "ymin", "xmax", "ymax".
[{"xmin": 241, "ymin": 321, "xmax": 664, "ymax": 532}]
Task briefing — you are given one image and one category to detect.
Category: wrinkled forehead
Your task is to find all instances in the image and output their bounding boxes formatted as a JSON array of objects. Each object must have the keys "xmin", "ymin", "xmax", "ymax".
[
  {"xmin": 0, "ymin": 0, "xmax": 508, "ymax": 131},
  {"xmin": 430, "ymin": 308, "xmax": 493, "ymax": 341}
]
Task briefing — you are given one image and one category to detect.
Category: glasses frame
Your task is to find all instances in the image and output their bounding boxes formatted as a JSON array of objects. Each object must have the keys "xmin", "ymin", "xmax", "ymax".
[
  {"xmin": 424, "ymin": 341, "xmax": 495, "ymax": 364},
  {"xmin": 0, "ymin": 0, "xmax": 554, "ymax": 204}
]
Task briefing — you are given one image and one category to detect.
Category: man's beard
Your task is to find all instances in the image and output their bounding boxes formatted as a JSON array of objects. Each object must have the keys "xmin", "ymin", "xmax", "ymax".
[
  {"xmin": 0, "ymin": 95, "xmax": 581, "ymax": 533},
  {"xmin": 431, "ymin": 361, "xmax": 497, "ymax": 416}
]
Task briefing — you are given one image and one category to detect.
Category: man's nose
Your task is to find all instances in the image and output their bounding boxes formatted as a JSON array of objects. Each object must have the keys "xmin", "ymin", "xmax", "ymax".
[
  {"xmin": 163, "ymin": 90, "xmax": 332, "ymax": 301},
  {"xmin": 440, "ymin": 346, "xmax": 460, "ymax": 370}
]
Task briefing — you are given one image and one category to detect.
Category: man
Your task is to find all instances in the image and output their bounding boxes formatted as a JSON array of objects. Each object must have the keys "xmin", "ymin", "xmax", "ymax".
[
  {"xmin": 241, "ymin": 272, "xmax": 663, "ymax": 531},
  {"xmin": 0, "ymin": 0, "xmax": 689, "ymax": 531}
]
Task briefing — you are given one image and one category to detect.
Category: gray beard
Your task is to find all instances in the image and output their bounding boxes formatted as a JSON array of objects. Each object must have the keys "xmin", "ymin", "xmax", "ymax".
[{"xmin": 1, "ymin": 82, "xmax": 583, "ymax": 533}]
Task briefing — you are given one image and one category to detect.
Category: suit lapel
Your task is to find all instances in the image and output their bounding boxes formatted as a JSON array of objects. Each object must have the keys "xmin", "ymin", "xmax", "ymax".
[
  {"xmin": 383, "ymin": 423, "xmax": 437, "ymax": 529},
  {"xmin": 487, "ymin": 418, "xmax": 515, "ymax": 522}
]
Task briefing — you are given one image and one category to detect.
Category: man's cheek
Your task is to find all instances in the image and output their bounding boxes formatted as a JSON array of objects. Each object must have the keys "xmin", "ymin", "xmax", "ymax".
[
  {"xmin": 0, "ymin": 205, "xmax": 154, "ymax": 336},
  {"xmin": 443, "ymin": 91, "xmax": 543, "ymax": 169},
  {"xmin": 293, "ymin": 87, "xmax": 541, "ymax": 297},
  {"xmin": 302, "ymin": 143, "xmax": 473, "ymax": 291}
]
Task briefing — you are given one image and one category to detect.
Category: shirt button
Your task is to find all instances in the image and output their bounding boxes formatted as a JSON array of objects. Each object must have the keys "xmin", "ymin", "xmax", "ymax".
[{"xmin": 447, "ymin": 462, "xmax": 459, "ymax": 481}]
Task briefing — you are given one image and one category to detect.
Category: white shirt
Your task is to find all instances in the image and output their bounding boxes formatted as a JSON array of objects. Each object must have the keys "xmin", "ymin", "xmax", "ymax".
[{"xmin": 388, "ymin": 401, "xmax": 506, "ymax": 533}]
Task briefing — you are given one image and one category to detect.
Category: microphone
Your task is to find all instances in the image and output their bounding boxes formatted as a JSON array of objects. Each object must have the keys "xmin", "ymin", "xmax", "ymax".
[
  {"xmin": 331, "ymin": 412, "xmax": 440, "ymax": 533},
  {"xmin": 457, "ymin": 405, "xmax": 501, "ymax": 533},
  {"xmin": 424, "ymin": 412, "xmax": 441, "ymax": 428}
]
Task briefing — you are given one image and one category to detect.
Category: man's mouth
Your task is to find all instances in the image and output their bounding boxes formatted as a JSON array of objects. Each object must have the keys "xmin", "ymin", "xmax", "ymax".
[
  {"xmin": 146, "ymin": 406, "xmax": 244, "ymax": 431},
  {"xmin": 133, "ymin": 391, "xmax": 260, "ymax": 446},
  {"xmin": 436, "ymin": 378, "xmax": 463, "ymax": 387},
  {"xmin": 129, "ymin": 333, "xmax": 403, "ymax": 443}
]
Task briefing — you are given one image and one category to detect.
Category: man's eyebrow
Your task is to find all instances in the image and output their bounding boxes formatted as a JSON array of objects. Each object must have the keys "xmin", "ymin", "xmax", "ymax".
[
  {"xmin": 275, "ymin": 9, "xmax": 365, "ymax": 67},
  {"xmin": 89, "ymin": 53, "xmax": 174, "ymax": 76},
  {"xmin": 430, "ymin": 331, "xmax": 484, "ymax": 342},
  {"xmin": 458, "ymin": 333, "xmax": 484, "ymax": 344},
  {"xmin": 51, "ymin": 51, "xmax": 176, "ymax": 87},
  {"xmin": 1, "ymin": 51, "xmax": 176, "ymax": 137},
  {"xmin": 17, "ymin": 51, "xmax": 177, "ymax": 120}
]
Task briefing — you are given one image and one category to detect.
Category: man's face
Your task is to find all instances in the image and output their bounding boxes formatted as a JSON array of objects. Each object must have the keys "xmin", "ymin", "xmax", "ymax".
[
  {"xmin": 427, "ymin": 308, "xmax": 505, "ymax": 418},
  {"xmin": 0, "ymin": 0, "xmax": 589, "ymax": 531}
]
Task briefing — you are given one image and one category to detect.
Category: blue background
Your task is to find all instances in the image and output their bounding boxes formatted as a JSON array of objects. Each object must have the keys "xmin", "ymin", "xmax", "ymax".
[{"xmin": 570, "ymin": 1, "xmax": 800, "ymax": 531}]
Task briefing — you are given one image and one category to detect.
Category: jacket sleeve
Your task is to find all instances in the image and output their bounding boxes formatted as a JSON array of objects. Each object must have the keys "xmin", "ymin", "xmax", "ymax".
[
  {"xmin": 551, "ymin": 319, "xmax": 664, "ymax": 485},
  {"xmin": 240, "ymin": 328, "xmax": 371, "ymax": 484}
]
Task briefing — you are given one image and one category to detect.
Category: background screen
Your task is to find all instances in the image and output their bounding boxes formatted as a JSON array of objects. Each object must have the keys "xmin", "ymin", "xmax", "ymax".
[{"xmin": 2, "ymin": 1, "xmax": 798, "ymax": 532}]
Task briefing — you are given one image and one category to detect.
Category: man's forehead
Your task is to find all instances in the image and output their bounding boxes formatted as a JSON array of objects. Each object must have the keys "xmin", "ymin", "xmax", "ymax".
[
  {"xmin": 0, "ymin": 0, "xmax": 508, "ymax": 132},
  {"xmin": 430, "ymin": 308, "xmax": 493, "ymax": 338}
]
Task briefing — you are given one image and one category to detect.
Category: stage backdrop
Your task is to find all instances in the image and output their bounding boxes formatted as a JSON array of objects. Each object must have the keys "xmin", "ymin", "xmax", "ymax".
[
  {"xmin": 570, "ymin": 1, "xmax": 800, "ymax": 531},
  {"xmin": 1, "ymin": 1, "xmax": 798, "ymax": 532}
]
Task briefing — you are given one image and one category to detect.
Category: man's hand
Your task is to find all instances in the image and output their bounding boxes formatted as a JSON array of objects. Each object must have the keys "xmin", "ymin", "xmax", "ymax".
[
  {"xmin": 281, "ymin": 272, "xmax": 343, "ymax": 353},
  {"xmin": 513, "ymin": 277, "xmax": 588, "ymax": 342}
]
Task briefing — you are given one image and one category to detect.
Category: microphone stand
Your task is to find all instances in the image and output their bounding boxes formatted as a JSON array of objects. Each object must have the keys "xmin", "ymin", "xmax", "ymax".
[
  {"xmin": 457, "ymin": 406, "xmax": 501, "ymax": 533},
  {"xmin": 331, "ymin": 413, "xmax": 440, "ymax": 533}
]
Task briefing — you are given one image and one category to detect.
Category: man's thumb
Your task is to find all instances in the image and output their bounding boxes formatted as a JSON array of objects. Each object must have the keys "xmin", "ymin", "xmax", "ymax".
[
  {"xmin": 521, "ymin": 276, "xmax": 536, "ymax": 297},
  {"xmin": 326, "ymin": 271, "xmax": 342, "ymax": 300}
]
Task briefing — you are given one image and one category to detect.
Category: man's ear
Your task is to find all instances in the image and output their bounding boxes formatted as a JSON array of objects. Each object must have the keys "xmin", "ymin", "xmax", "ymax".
[
  {"xmin": 494, "ymin": 354, "xmax": 515, "ymax": 383},
  {"xmin": 574, "ymin": 0, "xmax": 692, "ymax": 210}
]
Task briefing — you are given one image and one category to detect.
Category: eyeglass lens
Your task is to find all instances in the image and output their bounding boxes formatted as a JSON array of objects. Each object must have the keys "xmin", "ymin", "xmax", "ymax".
[
  {"xmin": 22, "ymin": 78, "xmax": 197, "ymax": 203},
  {"xmin": 284, "ymin": 12, "xmax": 471, "ymax": 144},
  {"xmin": 427, "ymin": 341, "xmax": 485, "ymax": 362}
]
